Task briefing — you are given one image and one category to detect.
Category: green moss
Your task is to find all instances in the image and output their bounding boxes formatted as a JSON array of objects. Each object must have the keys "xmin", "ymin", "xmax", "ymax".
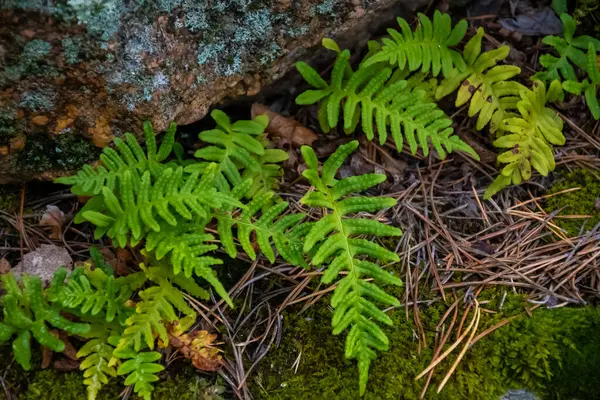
[
  {"xmin": 0, "ymin": 185, "xmax": 20, "ymax": 214},
  {"xmin": 13, "ymin": 134, "xmax": 100, "ymax": 173},
  {"xmin": 251, "ymin": 290, "xmax": 600, "ymax": 400},
  {"xmin": 545, "ymin": 169, "xmax": 600, "ymax": 237}
]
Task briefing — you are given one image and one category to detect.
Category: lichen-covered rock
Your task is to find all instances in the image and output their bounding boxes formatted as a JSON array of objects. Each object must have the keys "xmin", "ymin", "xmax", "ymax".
[
  {"xmin": 0, "ymin": 0, "xmax": 426, "ymax": 183},
  {"xmin": 14, "ymin": 244, "xmax": 72, "ymax": 284}
]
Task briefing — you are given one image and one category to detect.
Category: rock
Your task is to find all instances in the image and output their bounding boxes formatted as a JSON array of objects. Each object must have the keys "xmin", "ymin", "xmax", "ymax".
[
  {"xmin": 14, "ymin": 244, "xmax": 72, "ymax": 284},
  {"xmin": 500, "ymin": 389, "xmax": 539, "ymax": 400},
  {"xmin": 0, "ymin": 0, "xmax": 427, "ymax": 183}
]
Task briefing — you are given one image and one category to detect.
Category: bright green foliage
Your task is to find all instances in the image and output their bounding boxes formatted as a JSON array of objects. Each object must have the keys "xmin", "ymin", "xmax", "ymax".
[
  {"xmin": 533, "ymin": 14, "xmax": 600, "ymax": 83},
  {"xmin": 80, "ymin": 164, "xmax": 243, "ymax": 247},
  {"xmin": 215, "ymin": 191, "xmax": 308, "ymax": 267},
  {"xmin": 242, "ymin": 149, "xmax": 289, "ymax": 199},
  {"xmin": 192, "ymin": 110, "xmax": 288, "ymax": 197},
  {"xmin": 485, "ymin": 80, "xmax": 565, "ymax": 199},
  {"xmin": 436, "ymin": 28, "xmax": 525, "ymax": 131},
  {"xmin": 55, "ymin": 121, "xmax": 177, "ymax": 196},
  {"xmin": 299, "ymin": 141, "xmax": 403, "ymax": 395},
  {"xmin": 111, "ymin": 344, "xmax": 164, "ymax": 400},
  {"xmin": 0, "ymin": 273, "xmax": 90, "ymax": 370},
  {"xmin": 562, "ymin": 43, "xmax": 600, "ymax": 119},
  {"xmin": 116, "ymin": 276, "xmax": 197, "ymax": 352},
  {"xmin": 295, "ymin": 45, "xmax": 479, "ymax": 160},
  {"xmin": 77, "ymin": 326, "xmax": 118, "ymax": 400},
  {"xmin": 49, "ymin": 267, "xmax": 136, "ymax": 324},
  {"xmin": 363, "ymin": 11, "xmax": 468, "ymax": 77}
]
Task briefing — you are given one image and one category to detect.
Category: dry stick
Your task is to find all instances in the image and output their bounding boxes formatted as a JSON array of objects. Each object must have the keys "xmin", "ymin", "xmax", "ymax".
[{"xmin": 471, "ymin": 315, "xmax": 520, "ymax": 345}]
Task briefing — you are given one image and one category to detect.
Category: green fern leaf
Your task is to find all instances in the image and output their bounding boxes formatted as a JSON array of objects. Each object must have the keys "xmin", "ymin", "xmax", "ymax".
[
  {"xmin": 299, "ymin": 141, "xmax": 402, "ymax": 395},
  {"xmin": 363, "ymin": 11, "xmax": 468, "ymax": 77},
  {"xmin": 50, "ymin": 267, "xmax": 134, "ymax": 323},
  {"xmin": 241, "ymin": 148, "xmax": 289, "ymax": 199},
  {"xmin": 436, "ymin": 27, "xmax": 526, "ymax": 131},
  {"xmin": 192, "ymin": 110, "xmax": 280, "ymax": 196},
  {"xmin": 112, "ymin": 348, "xmax": 164, "ymax": 400},
  {"xmin": 563, "ymin": 42, "xmax": 600, "ymax": 119},
  {"xmin": 533, "ymin": 14, "xmax": 600, "ymax": 82},
  {"xmin": 215, "ymin": 191, "xmax": 308, "ymax": 267},
  {"xmin": 296, "ymin": 49, "xmax": 479, "ymax": 160},
  {"xmin": 485, "ymin": 80, "xmax": 565, "ymax": 198},
  {"xmin": 117, "ymin": 280, "xmax": 195, "ymax": 352},
  {"xmin": 0, "ymin": 273, "xmax": 90, "ymax": 370},
  {"xmin": 79, "ymin": 164, "xmax": 243, "ymax": 247},
  {"xmin": 55, "ymin": 121, "xmax": 177, "ymax": 196},
  {"xmin": 78, "ymin": 326, "xmax": 118, "ymax": 400}
]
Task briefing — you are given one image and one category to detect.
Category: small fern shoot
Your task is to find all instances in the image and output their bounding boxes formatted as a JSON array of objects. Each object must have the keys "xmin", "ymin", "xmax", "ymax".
[
  {"xmin": 300, "ymin": 141, "xmax": 402, "ymax": 395},
  {"xmin": 485, "ymin": 80, "xmax": 565, "ymax": 198},
  {"xmin": 436, "ymin": 27, "xmax": 525, "ymax": 131},
  {"xmin": 533, "ymin": 13, "xmax": 600, "ymax": 82},
  {"xmin": 191, "ymin": 110, "xmax": 288, "ymax": 196},
  {"xmin": 296, "ymin": 44, "xmax": 479, "ymax": 160},
  {"xmin": 363, "ymin": 10, "xmax": 468, "ymax": 77},
  {"xmin": 562, "ymin": 42, "xmax": 600, "ymax": 119},
  {"xmin": 111, "ymin": 343, "xmax": 164, "ymax": 400},
  {"xmin": 77, "ymin": 325, "xmax": 118, "ymax": 400}
]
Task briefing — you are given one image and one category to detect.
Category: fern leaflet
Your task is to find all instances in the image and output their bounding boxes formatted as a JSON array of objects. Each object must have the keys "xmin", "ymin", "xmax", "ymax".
[
  {"xmin": 363, "ymin": 10, "xmax": 468, "ymax": 77},
  {"xmin": 436, "ymin": 27, "xmax": 525, "ymax": 131},
  {"xmin": 300, "ymin": 141, "xmax": 402, "ymax": 395},
  {"xmin": 111, "ymin": 344, "xmax": 164, "ymax": 400},
  {"xmin": 78, "ymin": 326, "xmax": 118, "ymax": 400},
  {"xmin": 485, "ymin": 80, "xmax": 565, "ymax": 198},
  {"xmin": 562, "ymin": 42, "xmax": 600, "ymax": 119},
  {"xmin": 533, "ymin": 13, "xmax": 600, "ymax": 82}
]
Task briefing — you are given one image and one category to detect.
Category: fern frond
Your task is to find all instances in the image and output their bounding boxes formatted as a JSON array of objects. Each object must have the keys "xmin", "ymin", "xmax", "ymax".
[
  {"xmin": 533, "ymin": 13, "xmax": 600, "ymax": 82},
  {"xmin": 436, "ymin": 27, "xmax": 526, "ymax": 131},
  {"xmin": 215, "ymin": 191, "xmax": 308, "ymax": 267},
  {"xmin": 112, "ymin": 347, "xmax": 164, "ymax": 400},
  {"xmin": 191, "ymin": 110, "xmax": 280, "ymax": 196},
  {"xmin": 117, "ymin": 280, "xmax": 196, "ymax": 352},
  {"xmin": 56, "ymin": 121, "xmax": 177, "ymax": 196},
  {"xmin": 50, "ymin": 267, "xmax": 134, "ymax": 323},
  {"xmin": 485, "ymin": 80, "xmax": 565, "ymax": 198},
  {"xmin": 79, "ymin": 164, "xmax": 243, "ymax": 247},
  {"xmin": 241, "ymin": 148, "xmax": 289, "ymax": 199},
  {"xmin": 363, "ymin": 10, "xmax": 468, "ymax": 77},
  {"xmin": 78, "ymin": 326, "xmax": 118, "ymax": 400},
  {"xmin": 296, "ymin": 49, "xmax": 479, "ymax": 160},
  {"xmin": 0, "ymin": 273, "xmax": 90, "ymax": 370},
  {"xmin": 563, "ymin": 42, "xmax": 600, "ymax": 119},
  {"xmin": 299, "ymin": 141, "xmax": 402, "ymax": 395}
]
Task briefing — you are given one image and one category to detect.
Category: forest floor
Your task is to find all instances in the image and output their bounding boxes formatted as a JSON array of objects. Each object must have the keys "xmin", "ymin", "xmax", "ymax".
[{"xmin": 1, "ymin": 1, "xmax": 600, "ymax": 399}]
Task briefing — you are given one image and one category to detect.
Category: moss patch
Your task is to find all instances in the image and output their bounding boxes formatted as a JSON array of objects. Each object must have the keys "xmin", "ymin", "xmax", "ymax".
[
  {"xmin": 13, "ymin": 134, "xmax": 100, "ymax": 173},
  {"xmin": 250, "ymin": 291, "xmax": 600, "ymax": 399},
  {"xmin": 545, "ymin": 169, "xmax": 600, "ymax": 237}
]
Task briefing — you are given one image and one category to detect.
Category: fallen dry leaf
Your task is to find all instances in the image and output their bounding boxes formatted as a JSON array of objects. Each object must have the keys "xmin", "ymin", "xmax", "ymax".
[
  {"xmin": 41, "ymin": 330, "xmax": 78, "ymax": 369},
  {"xmin": 251, "ymin": 103, "xmax": 318, "ymax": 147},
  {"xmin": 40, "ymin": 205, "xmax": 65, "ymax": 240},
  {"xmin": 165, "ymin": 324, "xmax": 223, "ymax": 371},
  {"xmin": 0, "ymin": 258, "xmax": 10, "ymax": 274}
]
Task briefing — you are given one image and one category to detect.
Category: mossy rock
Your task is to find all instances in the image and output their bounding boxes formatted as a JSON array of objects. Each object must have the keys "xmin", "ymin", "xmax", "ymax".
[
  {"xmin": 250, "ymin": 291, "xmax": 600, "ymax": 399},
  {"xmin": 545, "ymin": 169, "xmax": 600, "ymax": 237},
  {"xmin": 0, "ymin": 0, "xmax": 427, "ymax": 183}
]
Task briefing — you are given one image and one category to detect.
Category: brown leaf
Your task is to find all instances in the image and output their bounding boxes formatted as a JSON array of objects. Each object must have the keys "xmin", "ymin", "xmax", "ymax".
[
  {"xmin": 166, "ymin": 324, "xmax": 223, "ymax": 372},
  {"xmin": 53, "ymin": 358, "xmax": 80, "ymax": 371},
  {"xmin": 41, "ymin": 345, "xmax": 53, "ymax": 369},
  {"xmin": 0, "ymin": 258, "xmax": 10, "ymax": 274},
  {"xmin": 40, "ymin": 205, "xmax": 65, "ymax": 240},
  {"xmin": 59, "ymin": 331, "xmax": 78, "ymax": 360},
  {"xmin": 251, "ymin": 103, "xmax": 318, "ymax": 147}
]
